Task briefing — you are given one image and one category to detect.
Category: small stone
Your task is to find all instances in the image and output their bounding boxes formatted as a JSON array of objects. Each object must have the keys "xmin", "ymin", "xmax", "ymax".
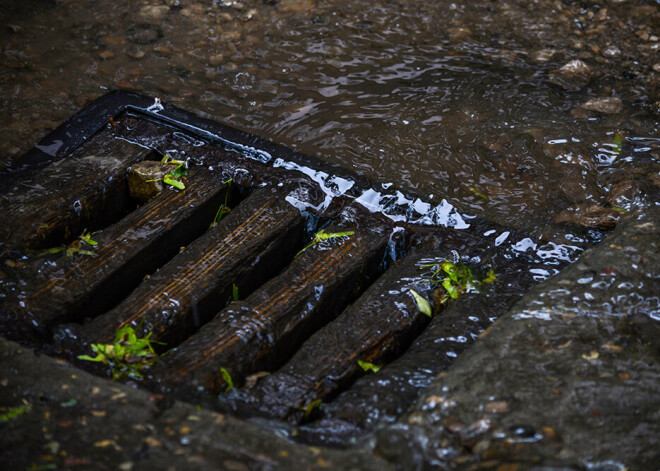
[
  {"xmin": 127, "ymin": 24, "xmax": 162, "ymax": 45},
  {"xmin": 126, "ymin": 47, "xmax": 145, "ymax": 60},
  {"xmin": 548, "ymin": 59, "xmax": 593, "ymax": 91},
  {"xmin": 139, "ymin": 5, "xmax": 170, "ymax": 22},
  {"xmin": 484, "ymin": 401, "xmax": 509, "ymax": 413},
  {"xmin": 652, "ymin": 63, "xmax": 660, "ymax": 73},
  {"xmin": 606, "ymin": 178, "xmax": 638, "ymax": 207},
  {"xmin": 571, "ymin": 107, "xmax": 595, "ymax": 119},
  {"xmin": 601, "ymin": 45, "xmax": 621, "ymax": 58},
  {"xmin": 555, "ymin": 204, "xmax": 622, "ymax": 229},
  {"xmin": 208, "ymin": 53, "xmax": 224, "ymax": 67},
  {"xmin": 127, "ymin": 161, "xmax": 173, "ymax": 203},
  {"xmin": 279, "ymin": 0, "xmax": 314, "ymax": 14},
  {"xmin": 448, "ymin": 27, "xmax": 471, "ymax": 42},
  {"xmin": 531, "ymin": 49, "xmax": 557, "ymax": 63},
  {"xmin": 580, "ymin": 97, "xmax": 623, "ymax": 114},
  {"xmin": 154, "ymin": 45, "xmax": 172, "ymax": 55},
  {"xmin": 472, "ymin": 439, "xmax": 490, "ymax": 454},
  {"xmin": 98, "ymin": 51, "xmax": 115, "ymax": 60}
]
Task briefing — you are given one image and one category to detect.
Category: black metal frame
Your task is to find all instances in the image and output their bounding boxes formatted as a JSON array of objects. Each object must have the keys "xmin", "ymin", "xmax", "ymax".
[
  {"xmin": 3, "ymin": 89, "xmax": 501, "ymax": 236},
  {"xmin": 5, "ymin": 89, "xmax": 369, "ymax": 191}
]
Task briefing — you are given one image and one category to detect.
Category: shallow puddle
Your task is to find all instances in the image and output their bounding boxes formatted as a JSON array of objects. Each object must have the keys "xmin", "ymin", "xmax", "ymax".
[{"xmin": 1, "ymin": 0, "xmax": 659, "ymax": 239}]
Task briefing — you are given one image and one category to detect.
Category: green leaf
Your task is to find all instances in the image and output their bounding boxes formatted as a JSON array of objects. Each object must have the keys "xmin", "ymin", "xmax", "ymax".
[
  {"xmin": 295, "ymin": 229, "xmax": 355, "ymax": 257},
  {"xmin": 0, "ymin": 404, "xmax": 31, "ymax": 422},
  {"xmin": 232, "ymin": 283, "xmax": 239, "ymax": 301},
  {"xmin": 409, "ymin": 289, "xmax": 432, "ymax": 317},
  {"xmin": 442, "ymin": 278, "xmax": 459, "ymax": 299},
  {"xmin": 468, "ymin": 185, "xmax": 490, "ymax": 201},
  {"xmin": 47, "ymin": 247, "xmax": 64, "ymax": 254},
  {"xmin": 66, "ymin": 247, "xmax": 97, "ymax": 257},
  {"xmin": 483, "ymin": 269, "xmax": 497, "ymax": 283},
  {"xmin": 79, "ymin": 229, "xmax": 98, "ymax": 246},
  {"xmin": 169, "ymin": 165, "xmax": 188, "ymax": 180},
  {"xmin": 163, "ymin": 174, "xmax": 185, "ymax": 190},
  {"xmin": 76, "ymin": 353, "xmax": 103, "ymax": 362},
  {"xmin": 60, "ymin": 399, "xmax": 78, "ymax": 408},
  {"xmin": 77, "ymin": 324, "xmax": 164, "ymax": 381},
  {"xmin": 220, "ymin": 367, "xmax": 234, "ymax": 393},
  {"xmin": 612, "ymin": 133, "xmax": 624, "ymax": 155},
  {"xmin": 300, "ymin": 398, "xmax": 322, "ymax": 418},
  {"xmin": 611, "ymin": 206, "xmax": 628, "ymax": 213},
  {"xmin": 357, "ymin": 360, "xmax": 382, "ymax": 373},
  {"xmin": 210, "ymin": 179, "xmax": 233, "ymax": 228}
]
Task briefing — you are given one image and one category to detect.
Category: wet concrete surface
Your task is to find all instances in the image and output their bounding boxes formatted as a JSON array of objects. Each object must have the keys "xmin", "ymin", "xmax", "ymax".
[
  {"xmin": 0, "ymin": 336, "xmax": 391, "ymax": 470},
  {"xmin": 1, "ymin": 209, "xmax": 657, "ymax": 469},
  {"xmin": 376, "ymin": 209, "xmax": 660, "ymax": 470}
]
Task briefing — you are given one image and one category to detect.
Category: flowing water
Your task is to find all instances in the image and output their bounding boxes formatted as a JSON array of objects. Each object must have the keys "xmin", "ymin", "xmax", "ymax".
[{"xmin": 1, "ymin": 0, "xmax": 659, "ymax": 241}]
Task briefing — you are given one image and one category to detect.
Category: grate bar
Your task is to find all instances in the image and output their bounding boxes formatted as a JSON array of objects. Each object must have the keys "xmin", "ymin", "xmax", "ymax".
[
  {"xmin": 1, "ymin": 131, "xmax": 153, "ymax": 250},
  {"xmin": 151, "ymin": 207, "xmax": 391, "ymax": 398},
  {"xmin": 226, "ymin": 243, "xmax": 440, "ymax": 423},
  {"xmin": 72, "ymin": 186, "xmax": 305, "ymax": 350},
  {"xmin": 2, "ymin": 167, "xmax": 232, "ymax": 340}
]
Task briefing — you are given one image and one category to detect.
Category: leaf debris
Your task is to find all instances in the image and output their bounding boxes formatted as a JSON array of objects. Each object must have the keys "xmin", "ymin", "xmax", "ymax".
[
  {"xmin": 357, "ymin": 360, "xmax": 382, "ymax": 373},
  {"xmin": 78, "ymin": 324, "xmax": 164, "ymax": 380},
  {"xmin": 295, "ymin": 229, "xmax": 355, "ymax": 257}
]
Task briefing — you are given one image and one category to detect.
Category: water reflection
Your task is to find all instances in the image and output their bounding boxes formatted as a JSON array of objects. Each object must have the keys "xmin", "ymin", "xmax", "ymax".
[{"xmin": 1, "ymin": 0, "xmax": 658, "ymax": 239}]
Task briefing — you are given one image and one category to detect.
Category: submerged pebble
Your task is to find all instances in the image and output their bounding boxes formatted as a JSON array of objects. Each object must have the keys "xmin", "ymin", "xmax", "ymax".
[
  {"xmin": 548, "ymin": 59, "xmax": 593, "ymax": 91},
  {"xmin": 555, "ymin": 204, "xmax": 622, "ymax": 229},
  {"xmin": 580, "ymin": 97, "xmax": 623, "ymax": 115}
]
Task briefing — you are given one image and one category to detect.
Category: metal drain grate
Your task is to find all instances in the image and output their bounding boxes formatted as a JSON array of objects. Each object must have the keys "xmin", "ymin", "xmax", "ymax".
[{"xmin": 0, "ymin": 91, "xmax": 548, "ymax": 442}]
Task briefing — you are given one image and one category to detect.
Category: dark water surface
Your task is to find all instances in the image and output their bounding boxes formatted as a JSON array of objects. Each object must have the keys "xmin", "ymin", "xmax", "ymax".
[{"xmin": 1, "ymin": 0, "xmax": 658, "ymax": 240}]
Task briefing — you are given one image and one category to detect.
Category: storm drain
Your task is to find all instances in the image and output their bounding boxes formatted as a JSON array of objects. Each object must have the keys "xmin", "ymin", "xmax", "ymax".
[{"xmin": 0, "ymin": 92, "xmax": 544, "ymax": 443}]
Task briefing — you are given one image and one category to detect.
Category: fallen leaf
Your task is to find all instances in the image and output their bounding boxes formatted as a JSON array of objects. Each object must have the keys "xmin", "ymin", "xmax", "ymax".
[
  {"xmin": 556, "ymin": 339, "xmax": 572, "ymax": 349},
  {"xmin": 604, "ymin": 343, "xmax": 622, "ymax": 353},
  {"xmin": 143, "ymin": 437, "xmax": 162, "ymax": 447},
  {"xmin": 409, "ymin": 289, "xmax": 432, "ymax": 317},
  {"xmin": 582, "ymin": 351, "xmax": 599, "ymax": 360},
  {"xmin": 94, "ymin": 440, "xmax": 115, "ymax": 448},
  {"xmin": 484, "ymin": 401, "xmax": 509, "ymax": 413}
]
